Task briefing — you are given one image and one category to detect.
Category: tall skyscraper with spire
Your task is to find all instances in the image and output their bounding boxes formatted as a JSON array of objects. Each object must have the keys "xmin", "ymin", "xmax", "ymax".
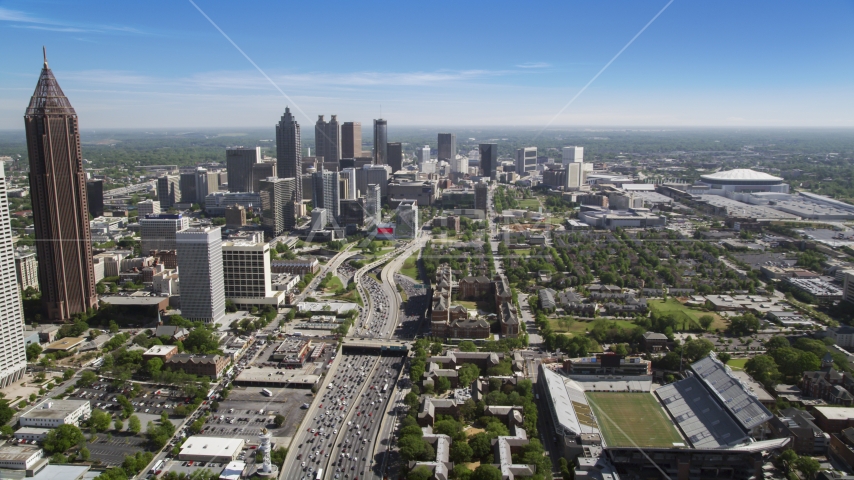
[
  {"xmin": 24, "ymin": 50, "xmax": 98, "ymax": 321},
  {"xmin": 276, "ymin": 107, "xmax": 301, "ymax": 228}
]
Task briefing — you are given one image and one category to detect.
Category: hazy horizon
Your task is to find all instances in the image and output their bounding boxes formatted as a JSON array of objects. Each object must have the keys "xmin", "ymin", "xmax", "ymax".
[{"xmin": 2, "ymin": 1, "xmax": 853, "ymax": 130}]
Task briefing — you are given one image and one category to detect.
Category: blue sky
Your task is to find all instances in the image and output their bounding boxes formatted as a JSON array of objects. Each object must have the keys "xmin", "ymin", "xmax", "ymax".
[{"xmin": 1, "ymin": 0, "xmax": 853, "ymax": 129}]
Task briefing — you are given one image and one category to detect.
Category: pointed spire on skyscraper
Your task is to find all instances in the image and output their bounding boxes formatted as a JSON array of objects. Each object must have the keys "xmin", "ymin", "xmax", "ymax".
[{"xmin": 43, "ymin": 46, "xmax": 48, "ymax": 69}]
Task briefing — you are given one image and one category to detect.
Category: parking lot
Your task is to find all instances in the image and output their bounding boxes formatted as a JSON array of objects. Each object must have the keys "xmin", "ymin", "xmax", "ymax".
[
  {"xmin": 87, "ymin": 433, "xmax": 148, "ymax": 466},
  {"xmin": 198, "ymin": 385, "xmax": 311, "ymax": 447}
]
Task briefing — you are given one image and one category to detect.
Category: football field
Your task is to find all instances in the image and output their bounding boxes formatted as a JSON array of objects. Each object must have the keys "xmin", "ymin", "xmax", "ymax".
[{"xmin": 586, "ymin": 392, "xmax": 684, "ymax": 448}]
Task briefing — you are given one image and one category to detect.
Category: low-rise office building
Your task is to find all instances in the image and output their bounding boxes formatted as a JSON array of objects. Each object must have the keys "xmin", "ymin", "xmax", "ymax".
[
  {"xmin": 179, "ymin": 436, "xmax": 245, "ymax": 463},
  {"xmin": 0, "ymin": 445, "xmax": 43, "ymax": 470},
  {"xmin": 20, "ymin": 400, "xmax": 91, "ymax": 428},
  {"xmin": 166, "ymin": 354, "xmax": 230, "ymax": 379}
]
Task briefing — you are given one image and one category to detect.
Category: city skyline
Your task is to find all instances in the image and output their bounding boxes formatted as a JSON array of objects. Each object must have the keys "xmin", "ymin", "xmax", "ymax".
[{"xmin": 0, "ymin": 1, "xmax": 853, "ymax": 129}]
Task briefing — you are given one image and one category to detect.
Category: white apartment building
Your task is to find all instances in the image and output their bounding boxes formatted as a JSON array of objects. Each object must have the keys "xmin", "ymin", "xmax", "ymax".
[
  {"xmin": 221, "ymin": 241, "xmax": 284, "ymax": 308},
  {"xmin": 0, "ymin": 162, "xmax": 28, "ymax": 387},
  {"xmin": 140, "ymin": 214, "xmax": 189, "ymax": 255},
  {"xmin": 177, "ymin": 227, "xmax": 225, "ymax": 324},
  {"xmin": 137, "ymin": 199, "xmax": 161, "ymax": 217},
  {"xmin": 20, "ymin": 400, "xmax": 91, "ymax": 428},
  {"xmin": 14, "ymin": 251, "xmax": 38, "ymax": 291},
  {"xmin": 562, "ymin": 146, "xmax": 583, "ymax": 166}
]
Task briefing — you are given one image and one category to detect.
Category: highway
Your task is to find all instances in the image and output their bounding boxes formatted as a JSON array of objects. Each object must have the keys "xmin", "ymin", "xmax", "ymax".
[
  {"xmin": 284, "ymin": 353, "xmax": 375, "ymax": 480},
  {"xmin": 326, "ymin": 355, "xmax": 402, "ymax": 480}
]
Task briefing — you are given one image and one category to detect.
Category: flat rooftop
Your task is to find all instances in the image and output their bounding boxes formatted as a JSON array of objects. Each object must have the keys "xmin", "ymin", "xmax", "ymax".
[
  {"xmin": 23, "ymin": 400, "xmax": 88, "ymax": 419},
  {"xmin": 180, "ymin": 436, "xmax": 244, "ymax": 456},
  {"xmin": 814, "ymin": 406, "xmax": 854, "ymax": 420},
  {"xmin": 44, "ymin": 337, "xmax": 85, "ymax": 351},
  {"xmin": 0, "ymin": 444, "xmax": 41, "ymax": 461}
]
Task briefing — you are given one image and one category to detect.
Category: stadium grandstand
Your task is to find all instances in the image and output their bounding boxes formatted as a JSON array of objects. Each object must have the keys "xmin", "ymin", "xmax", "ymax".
[{"xmin": 540, "ymin": 354, "xmax": 789, "ymax": 480}]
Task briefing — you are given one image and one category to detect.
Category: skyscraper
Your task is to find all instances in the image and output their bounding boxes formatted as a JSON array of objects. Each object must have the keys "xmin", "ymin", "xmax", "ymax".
[
  {"xmin": 157, "ymin": 175, "xmax": 181, "ymax": 208},
  {"xmin": 312, "ymin": 168, "xmax": 340, "ymax": 224},
  {"xmin": 373, "ymin": 119, "xmax": 387, "ymax": 165},
  {"xmin": 86, "ymin": 179, "xmax": 104, "ymax": 218},
  {"xmin": 479, "ymin": 143, "xmax": 498, "ymax": 179},
  {"xmin": 437, "ymin": 133, "xmax": 456, "ymax": 161},
  {"xmin": 365, "ymin": 184, "xmax": 381, "ymax": 227},
  {"xmin": 140, "ymin": 214, "xmax": 189, "ymax": 254},
  {"xmin": 176, "ymin": 226, "xmax": 225, "ymax": 324},
  {"xmin": 562, "ymin": 146, "xmax": 583, "ymax": 166},
  {"xmin": 24, "ymin": 52, "xmax": 98, "ymax": 321},
  {"xmin": 259, "ymin": 177, "xmax": 295, "ymax": 237},
  {"xmin": 276, "ymin": 107, "xmax": 302, "ymax": 223},
  {"xmin": 387, "ymin": 142, "xmax": 403, "ymax": 173},
  {"xmin": 341, "ymin": 122, "xmax": 362, "ymax": 159},
  {"xmin": 417, "ymin": 145, "xmax": 431, "ymax": 167},
  {"xmin": 515, "ymin": 147, "xmax": 537, "ymax": 176},
  {"xmin": 180, "ymin": 172, "xmax": 197, "ymax": 204},
  {"xmin": 0, "ymin": 161, "xmax": 28, "ymax": 387},
  {"xmin": 395, "ymin": 200, "xmax": 419, "ymax": 239},
  {"xmin": 315, "ymin": 115, "xmax": 341, "ymax": 164},
  {"xmin": 226, "ymin": 146, "xmax": 260, "ymax": 193},
  {"xmin": 251, "ymin": 162, "xmax": 276, "ymax": 193},
  {"xmin": 341, "ymin": 167, "xmax": 357, "ymax": 199}
]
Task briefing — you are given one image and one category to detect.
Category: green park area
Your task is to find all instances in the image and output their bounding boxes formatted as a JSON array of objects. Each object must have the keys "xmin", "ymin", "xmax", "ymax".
[
  {"xmin": 726, "ymin": 358, "xmax": 748, "ymax": 371},
  {"xmin": 519, "ymin": 198, "xmax": 540, "ymax": 210},
  {"xmin": 400, "ymin": 253, "xmax": 420, "ymax": 280},
  {"xmin": 549, "ymin": 318, "xmax": 636, "ymax": 336},
  {"xmin": 648, "ymin": 298, "xmax": 727, "ymax": 331}
]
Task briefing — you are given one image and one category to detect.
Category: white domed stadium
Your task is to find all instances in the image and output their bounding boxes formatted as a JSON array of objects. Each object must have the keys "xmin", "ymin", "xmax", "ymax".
[{"xmin": 692, "ymin": 168, "xmax": 789, "ymax": 195}]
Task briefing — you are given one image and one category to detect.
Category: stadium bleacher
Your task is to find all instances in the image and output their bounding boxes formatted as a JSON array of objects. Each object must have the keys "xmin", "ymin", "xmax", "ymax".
[
  {"xmin": 691, "ymin": 356, "xmax": 773, "ymax": 431},
  {"xmin": 656, "ymin": 376, "xmax": 748, "ymax": 449}
]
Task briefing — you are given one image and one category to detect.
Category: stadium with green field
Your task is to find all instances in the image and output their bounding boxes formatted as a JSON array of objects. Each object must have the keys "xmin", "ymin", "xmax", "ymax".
[{"xmin": 586, "ymin": 392, "xmax": 684, "ymax": 448}]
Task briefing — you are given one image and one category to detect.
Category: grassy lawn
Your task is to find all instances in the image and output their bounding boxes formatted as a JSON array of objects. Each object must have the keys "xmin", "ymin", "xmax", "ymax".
[
  {"xmin": 519, "ymin": 198, "xmax": 540, "ymax": 210},
  {"xmin": 400, "ymin": 252, "xmax": 419, "ymax": 280},
  {"xmin": 648, "ymin": 298, "xmax": 727, "ymax": 331},
  {"xmin": 456, "ymin": 299, "xmax": 496, "ymax": 314},
  {"xmin": 586, "ymin": 392, "xmax": 683, "ymax": 448},
  {"xmin": 505, "ymin": 249, "xmax": 531, "ymax": 257},
  {"xmin": 549, "ymin": 318, "xmax": 636, "ymax": 335},
  {"xmin": 323, "ymin": 276, "xmax": 344, "ymax": 292},
  {"xmin": 329, "ymin": 287, "xmax": 363, "ymax": 306},
  {"xmin": 726, "ymin": 358, "xmax": 748, "ymax": 371},
  {"xmin": 545, "ymin": 216, "xmax": 566, "ymax": 225}
]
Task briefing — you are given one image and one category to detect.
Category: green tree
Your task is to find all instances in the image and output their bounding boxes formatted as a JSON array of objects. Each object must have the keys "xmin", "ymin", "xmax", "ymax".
[
  {"xmin": 77, "ymin": 370, "xmax": 98, "ymax": 388},
  {"xmin": 409, "ymin": 466, "xmax": 434, "ymax": 480},
  {"xmin": 745, "ymin": 354, "xmax": 780, "ymax": 389},
  {"xmin": 468, "ymin": 433, "xmax": 493, "ymax": 460},
  {"xmin": 128, "ymin": 415, "xmax": 141, "ymax": 435},
  {"xmin": 274, "ymin": 414, "xmax": 286, "ymax": 428},
  {"xmin": 682, "ymin": 338, "xmax": 715, "ymax": 362},
  {"xmin": 79, "ymin": 447, "xmax": 90, "ymax": 461},
  {"xmin": 698, "ymin": 315, "xmax": 714, "ymax": 330},
  {"xmin": 399, "ymin": 435, "xmax": 427, "ymax": 462},
  {"xmin": 114, "ymin": 418, "xmax": 124, "ymax": 431},
  {"xmin": 452, "ymin": 464, "xmax": 473, "ymax": 480},
  {"xmin": 449, "ymin": 441, "xmax": 473, "ymax": 463},
  {"xmin": 436, "ymin": 376, "xmax": 451, "ymax": 394},
  {"xmin": 63, "ymin": 368, "xmax": 75, "ymax": 381},
  {"xmin": 774, "ymin": 449, "xmax": 798, "ymax": 475},
  {"xmin": 717, "ymin": 352, "xmax": 732, "ymax": 365},
  {"xmin": 471, "ymin": 465, "xmax": 502, "ymax": 480},
  {"xmin": 26, "ymin": 343, "xmax": 43, "ymax": 361},
  {"xmin": 458, "ymin": 341, "xmax": 477, "ymax": 352},
  {"xmin": 89, "ymin": 409, "xmax": 112, "ymax": 433},
  {"xmin": 43, "ymin": 425, "xmax": 85, "ymax": 454},
  {"xmin": 795, "ymin": 456, "xmax": 820, "ymax": 480},
  {"xmin": 765, "ymin": 336, "xmax": 791, "ymax": 352},
  {"xmin": 183, "ymin": 328, "xmax": 220, "ymax": 354},
  {"xmin": 146, "ymin": 357, "xmax": 163, "ymax": 377}
]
